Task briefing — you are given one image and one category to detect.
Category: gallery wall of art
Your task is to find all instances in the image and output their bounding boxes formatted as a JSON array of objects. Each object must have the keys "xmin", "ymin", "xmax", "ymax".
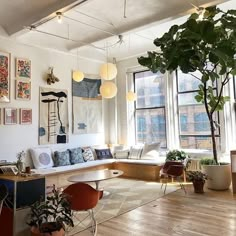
[{"xmin": 0, "ymin": 36, "xmax": 109, "ymax": 164}]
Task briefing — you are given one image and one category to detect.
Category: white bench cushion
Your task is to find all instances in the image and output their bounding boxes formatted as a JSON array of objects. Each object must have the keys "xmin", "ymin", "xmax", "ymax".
[{"xmin": 32, "ymin": 159, "xmax": 116, "ymax": 175}]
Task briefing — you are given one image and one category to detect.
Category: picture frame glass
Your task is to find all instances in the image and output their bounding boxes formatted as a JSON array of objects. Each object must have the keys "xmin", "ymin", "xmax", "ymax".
[
  {"xmin": 20, "ymin": 108, "xmax": 32, "ymax": 124},
  {"xmin": 4, "ymin": 108, "xmax": 17, "ymax": 125},
  {"xmin": 15, "ymin": 80, "xmax": 31, "ymax": 100},
  {"xmin": 16, "ymin": 58, "xmax": 31, "ymax": 79}
]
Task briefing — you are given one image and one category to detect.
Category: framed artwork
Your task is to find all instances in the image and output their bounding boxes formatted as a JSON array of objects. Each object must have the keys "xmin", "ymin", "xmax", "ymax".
[
  {"xmin": 20, "ymin": 108, "xmax": 32, "ymax": 124},
  {"xmin": 16, "ymin": 57, "xmax": 31, "ymax": 79},
  {"xmin": 39, "ymin": 87, "xmax": 69, "ymax": 145},
  {"xmin": 4, "ymin": 108, "xmax": 17, "ymax": 125},
  {"xmin": 15, "ymin": 80, "xmax": 31, "ymax": 100},
  {"xmin": 0, "ymin": 51, "xmax": 10, "ymax": 102}
]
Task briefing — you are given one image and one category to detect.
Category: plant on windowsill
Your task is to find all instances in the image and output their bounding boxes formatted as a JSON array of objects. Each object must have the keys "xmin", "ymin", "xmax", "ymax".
[
  {"xmin": 187, "ymin": 171, "xmax": 207, "ymax": 193},
  {"xmin": 27, "ymin": 185, "xmax": 74, "ymax": 236},
  {"xmin": 138, "ymin": 6, "xmax": 236, "ymax": 190}
]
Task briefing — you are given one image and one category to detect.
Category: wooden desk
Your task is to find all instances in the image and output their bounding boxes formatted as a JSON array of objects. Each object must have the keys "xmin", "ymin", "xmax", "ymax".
[
  {"xmin": 68, "ymin": 169, "xmax": 123, "ymax": 189},
  {"xmin": 0, "ymin": 174, "xmax": 45, "ymax": 236}
]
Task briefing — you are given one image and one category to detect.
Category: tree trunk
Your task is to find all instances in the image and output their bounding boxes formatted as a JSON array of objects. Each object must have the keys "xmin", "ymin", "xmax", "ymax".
[{"xmin": 209, "ymin": 115, "xmax": 218, "ymax": 164}]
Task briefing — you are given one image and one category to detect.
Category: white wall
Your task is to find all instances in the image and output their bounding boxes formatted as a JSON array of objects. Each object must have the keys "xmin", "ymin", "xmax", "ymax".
[{"xmin": 0, "ymin": 36, "xmax": 109, "ymax": 165}]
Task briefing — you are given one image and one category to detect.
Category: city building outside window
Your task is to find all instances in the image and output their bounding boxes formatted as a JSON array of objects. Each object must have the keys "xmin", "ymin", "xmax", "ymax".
[
  {"xmin": 134, "ymin": 70, "xmax": 167, "ymax": 147},
  {"xmin": 177, "ymin": 70, "xmax": 220, "ymax": 150}
]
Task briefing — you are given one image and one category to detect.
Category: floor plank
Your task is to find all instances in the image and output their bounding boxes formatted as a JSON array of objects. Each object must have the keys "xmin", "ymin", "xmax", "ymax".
[{"xmin": 73, "ymin": 185, "xmax": 236, "ymax": 236}]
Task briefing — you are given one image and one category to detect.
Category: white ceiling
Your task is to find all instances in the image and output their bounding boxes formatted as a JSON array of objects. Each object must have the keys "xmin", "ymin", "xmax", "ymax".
[{"xmin": 0, "ymin": 0, "xmax": 233, "ymax": 62}]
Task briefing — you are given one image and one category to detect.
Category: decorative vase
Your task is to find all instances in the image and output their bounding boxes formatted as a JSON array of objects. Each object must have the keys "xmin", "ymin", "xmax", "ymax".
[
  {"xmin": 192, "ymin": 180, "xmax": 205, "ymax": 193},
  {"xmin": 16, "ymin": 161, "xmax": 24, "ymax": 173}
]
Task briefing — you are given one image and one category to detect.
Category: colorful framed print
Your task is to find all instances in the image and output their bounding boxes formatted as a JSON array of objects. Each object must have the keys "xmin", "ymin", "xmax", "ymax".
[
  {"xmin": 20, "ymin": 108, "xmax": 32, "ymax": 124},
  {"xmin": 15, "ymin": 80, "xmax": 31, "ymax": 100},
  {"xmin": 4, "ymin": 108, "xmax": 17, "ymax": 125},
  {"xmin": 0, "ymin": 51, "xmax": 10, "ymax": 102},
  {"xmin": 16, "ymin": 57, "xmax": 31, "ymax": 79}
]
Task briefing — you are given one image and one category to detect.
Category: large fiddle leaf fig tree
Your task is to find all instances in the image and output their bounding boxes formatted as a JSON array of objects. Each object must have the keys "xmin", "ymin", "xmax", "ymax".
[{"xmin": 138, "ymin": 6, "xmax": 236, "ymax": 164}]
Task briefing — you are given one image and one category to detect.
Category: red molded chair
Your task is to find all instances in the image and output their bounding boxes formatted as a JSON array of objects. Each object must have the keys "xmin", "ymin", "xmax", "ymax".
[
  {"xmin": 63, "ymin": 183, "xmax": 103, "ymax": 235},
  {"xmin": 160, "ymin": 161, "xmax": 186, "ymax": 194}
]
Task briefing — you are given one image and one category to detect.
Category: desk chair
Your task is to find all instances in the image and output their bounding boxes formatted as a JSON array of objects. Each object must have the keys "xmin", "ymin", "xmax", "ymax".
[
  {"xmin": 160, "ymin": 161, "xmax": 186, "ymax": 194},
  {"xmin": 63, "ymin": 183, "xmax": 103, "ymax": 235},
  {"xmin": 0, "ymin": 184, "xmax": 8, "ymax": 215}
]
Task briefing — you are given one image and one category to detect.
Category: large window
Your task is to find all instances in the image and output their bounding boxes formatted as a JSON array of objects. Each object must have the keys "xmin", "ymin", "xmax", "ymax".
[
  {"xmin": 134, "ymin": 71, "xmax": 166, "ymax": 147},
  {"xmin": 177, "ymin": 70, "xmax": 220, "ymax": 150}
]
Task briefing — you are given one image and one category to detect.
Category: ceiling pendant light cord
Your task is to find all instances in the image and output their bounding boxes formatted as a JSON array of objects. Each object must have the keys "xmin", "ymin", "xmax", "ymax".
[{"xmin": 124, "ymin": 0, "xmax": 127, "ymax": 18}]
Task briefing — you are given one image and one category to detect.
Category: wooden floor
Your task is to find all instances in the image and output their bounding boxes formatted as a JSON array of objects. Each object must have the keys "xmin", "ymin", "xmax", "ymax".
[{"xmin": 76, "ymin": 185, "xmax": 236, "ymax": 236}]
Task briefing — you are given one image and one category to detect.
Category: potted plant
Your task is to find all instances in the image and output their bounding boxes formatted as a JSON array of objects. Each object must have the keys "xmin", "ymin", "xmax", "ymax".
[
  {"xmin": 166, "ymin": 149, "xmax": 188, "ymax": 162},
  {"xmin": 27, "ymin": 185, "xmax": 74, "ymax": 236},
  {"xmin": 200, "ymin": 158, "xmax": 231, "ymax": 190},
  {"xmin": 187, "ymin": 171, "xmax": 207, "ymax": 193},
  {"xmin": 138, "ymin": 6, "xmax": 236, "ymax": 190}
]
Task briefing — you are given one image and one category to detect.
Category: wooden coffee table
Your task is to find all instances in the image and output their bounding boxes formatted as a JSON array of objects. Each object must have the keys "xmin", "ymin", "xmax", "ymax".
[{"xmin": 67, "ymin": 169, "xmax": 123, "ymax": 190}]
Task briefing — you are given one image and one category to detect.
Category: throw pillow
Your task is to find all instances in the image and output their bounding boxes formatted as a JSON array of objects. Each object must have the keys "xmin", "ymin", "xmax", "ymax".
[
  {"xmin": 95, "ymin": 148, "xmax": 113, "ymax": 160},
  {"xmin": 68, "ymin": 147, "xmax": 84, "ymax": 164},
  {"xmin": 82, "ymin": 147, "xmax": 95, "ymax": 161},
  {"xmin": 129, "ymin": 146, "xmax": 143, "ymax": 159},
  {"xmin": 30, "ymin": 147, "xmax": 53, "ymax": 169},
  {"xmin": 114, "ymin": 148, "xmax": 130, "ymax": 159},
  {"xmin": 54, "ymin": 150, "xmax": 71, "ymax": 167},
  {"xmin": 141, "ymin": 142, "xmax": 161, "ymax": 160}
]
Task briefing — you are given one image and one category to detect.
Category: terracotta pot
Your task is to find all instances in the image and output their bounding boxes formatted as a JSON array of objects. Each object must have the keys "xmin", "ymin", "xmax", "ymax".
[
  {"xmin": 192, "ymin": 180, "xmax": 205, "ymax": 193},
  {"xmin": 31, "ymin": 226, "xmax": 65, "ymax": 236}
]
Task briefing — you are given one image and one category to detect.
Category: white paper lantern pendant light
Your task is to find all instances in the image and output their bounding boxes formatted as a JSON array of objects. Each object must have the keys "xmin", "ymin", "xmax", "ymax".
[
  {"xmin": 126, "ymin": 91, "xmax": 137, "ymax": 101},
  {"xmin": 73, "ymin": 49, "xmax": 84, "ymax": 82},
  {"xmin": 99, "ymin": 63, "xmax": 117, "ymax": 80},
  {"xmin": 100, "ymin": 81, "xmax": 117, "ymax": 98}
]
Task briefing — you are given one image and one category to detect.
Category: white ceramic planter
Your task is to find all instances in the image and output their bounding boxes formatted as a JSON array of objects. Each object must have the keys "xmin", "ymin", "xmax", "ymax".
[{"xmin": 201, "ymin": 164, "xmax": 231, "ymax": 190}]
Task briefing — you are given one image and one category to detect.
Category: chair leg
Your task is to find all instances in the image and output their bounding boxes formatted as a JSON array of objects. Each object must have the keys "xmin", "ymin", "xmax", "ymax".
[
  {"xmin": 164, "ymin": 183, "xmax": 167, "ymax": 194},
  {"xmin": 179, "ymin": 182, "xmax": 187, "ymax": 194},
  {"xmin": 90, "ymin": 209, "xmax": 97, "ymax": 236}
]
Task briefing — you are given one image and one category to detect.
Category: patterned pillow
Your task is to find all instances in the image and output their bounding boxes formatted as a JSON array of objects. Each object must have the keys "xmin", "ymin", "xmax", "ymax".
[
  {"xmin": 30, "ymin": 147, "xmax": 54, "ymax": 169},
  {"xmin": 82, "ymin": 147, "xmax": 95, "ymax": 162},
  {"xmin": 129, "ymin": 146, "xmax": 143, "ymax": 159},
  {"xmin": 54, "ymin": 150, "xmax": 71, "ymax": 167},
  {"xmin": 95, "ymin": 148, "xmax": 113, "ymax": 160},
  {"xmin": 68, "ymin": 147, "xmax": 84, "ymax": 164}
]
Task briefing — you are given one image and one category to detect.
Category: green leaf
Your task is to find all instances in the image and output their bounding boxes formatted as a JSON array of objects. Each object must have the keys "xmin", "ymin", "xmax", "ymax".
[
  {"xmin": 189, "ymin": 13, "xmax": 199, "ymax": 20},
  {"xmin": 228, "ymin": 10, "xmax": 236, "ymax": 15},
  {"xmin": 186, "ymin": 19, "xmax": 199, "ymax": 33},
  {"xmin": 209, "ymin": 52, "xmax": 219, "ymax": 64},
  {"xmin": 195, "ymin": 94, "xmax": 203, "ymax": 102},
  {"xmin": 201, "ymin": 74, "xmax": 209, "ymax": 83},
  {"xmin": 231, "ymin": 69, "xmax": 236, "ymax": 75}
]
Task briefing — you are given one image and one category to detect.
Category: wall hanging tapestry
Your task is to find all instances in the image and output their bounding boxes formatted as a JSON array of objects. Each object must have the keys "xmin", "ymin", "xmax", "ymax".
[
  {"xmin": 0, "ymin": 51, "xmax": 10, "ymax": 102},
  {"xmin": 39, "ymin": 87, "xmax": 68, "ymax": 144},
  {"xmin": 72, "ymin": 77, "xmax": 102, "ymax": 134}
]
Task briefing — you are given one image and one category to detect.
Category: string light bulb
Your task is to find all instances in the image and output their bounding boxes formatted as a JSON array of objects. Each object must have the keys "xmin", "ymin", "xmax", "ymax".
[{"xmin": 56, "ymin": 12, "xmax": 62, "ymax": 24}]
